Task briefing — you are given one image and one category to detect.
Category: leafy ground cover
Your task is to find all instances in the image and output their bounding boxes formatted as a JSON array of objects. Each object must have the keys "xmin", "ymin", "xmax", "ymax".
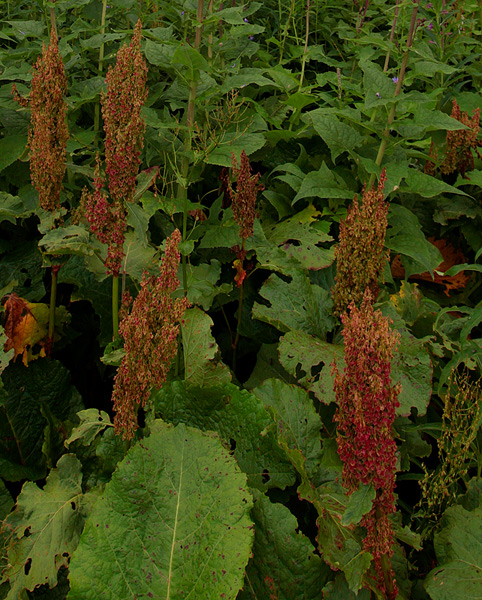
[{"xmin": 1, "ymin": 0, "xmax": 482, "ymax": 598}]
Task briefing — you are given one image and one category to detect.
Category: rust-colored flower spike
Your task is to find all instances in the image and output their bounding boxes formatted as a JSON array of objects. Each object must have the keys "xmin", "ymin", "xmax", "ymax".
[
  {"xmin": 332, "ymin": 170, "xmax": 389, "ymax": 316},
  {"xmin": 332, "ymin": 290, "xmax": 400, "ymax": 599},
  {"xmin": 112, "ymin": 229, "xmax": 191, "ymax": 440},
  {"xmin": 80, "ymin": 155, "xmax": 126, "ymax": 276},
  {"xmin": 441, "ymin": 99, "xmax": 481, "ymax": 178},
  {"xmin": 229, "ymin": 151, "xmax": 264, "ymax": 240},
  {"xmin": 15, "ymin": 28, "xmax": 68, "ymax": 214},
  {"xmin": 102, "ymin": 19, "xmax": 148, "ymax": 205}
]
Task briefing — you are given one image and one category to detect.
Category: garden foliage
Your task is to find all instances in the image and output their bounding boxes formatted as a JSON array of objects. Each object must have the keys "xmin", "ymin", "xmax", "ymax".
[{"xmin": 0, "ymin": 0, "xmax": 482, "ymax": 599}]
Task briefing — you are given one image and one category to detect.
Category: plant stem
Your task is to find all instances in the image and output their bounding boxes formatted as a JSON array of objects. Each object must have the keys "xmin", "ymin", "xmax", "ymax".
[
  {"xmin": 47, "ymin": 264, "xmax": 61, "ymax": 353},
  {"xmin": 232, "ymin": 240, "xmax": 246, "ymax": 372},
  {"xmin": 49, "ymin": 3, "xmax": 57, "ymax": 38},
  {"xmin": 279, "ymin": 0, "xmax": 295, "ymax": 63},
  {"xmin": 298, "ymin": 0, "xmax": 310, "ymax": 92},
  {"xmin": 94, "ymin": 0, "xmax": 108, "ymax": 141},
  {"xmin": 176, "ymin": 0, "xmax": 204, "ymax": 295},
  {"xmin": 368, "ymin": 0, "xmax": 419, "ymax": 187},
  {"xmin": 112, "ymin": 273, "xmax": 119, "ymax": 340}
]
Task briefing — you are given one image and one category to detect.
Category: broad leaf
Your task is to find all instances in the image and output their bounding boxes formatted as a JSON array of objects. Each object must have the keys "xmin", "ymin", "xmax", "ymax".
[
  {"xmin": 425, "ymin": 506, "xmax": 482, "ymax": 599},
  {"xmin": 0, "ymin": 455, "xmax": 91, "ymax": 599},
  {"xmin": 252, "ymin": 379, "xmax": 324, "ymax": 482},
  {"xmin": 64, "ymin": 409, "xmax": 113, "ymax": 448},
  {"xmin": 238, "ymin": 493, "xmax": 331, "ymax": 600},
  {"xmin": 386, "ymin": 204, "xmax": 443, "ymax": 277},
  {"xmin": 151, "ymin": 381, "xmax": 295, "ymax": 491},
  {"xmin": 307, "ymin": 110, "xmax": 366, "ymax": 162},
  {"xmin": 68, "ymin": 424, "xmax": 254, "ymax": 600},
  {"xmin": 252, "ymin": 272, "xmax": 334, "ymax": 339},
  {"xmin": 278, "ymin": 330, "xmax": 342, "ymax": 404},
  {"xmin": 181, "ymin": 307, "xmax": 231, "ymax": 387},
  {"xmin": 39, "ymin": 225, "xmax": 93, "ymax": 257},
  {"xmin": 0, "ymin": 360, "xmax": 83, "ymax": 481},
  {"xmin": 341, "ymin": 484, "xmax": 376, "ymax": 526}
]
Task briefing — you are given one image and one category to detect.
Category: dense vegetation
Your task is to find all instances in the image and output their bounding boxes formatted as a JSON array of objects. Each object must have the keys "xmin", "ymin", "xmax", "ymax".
[{"xmin": 0, "ymin": 0, "xmax": 481, "ymax": 598}]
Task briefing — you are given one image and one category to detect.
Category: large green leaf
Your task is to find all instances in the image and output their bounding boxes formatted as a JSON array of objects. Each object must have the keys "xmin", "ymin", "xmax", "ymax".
[
  {"xmin": 252, "ymin": 272, "xmax": 334, "ymax": 339},
  {"xmin": 307, "ymin": 110, "xmax": 366, "ymax": 162},
  {"xmin": 68, "ymin": 424, "xmax": 254, "ymax": 600},
  {"xmin": 181, "ymin": 307, "xmax": 231, "ymax": 387},
  {"xmin": 386, "ymin": 204, "xmax": 443, "ymax": 278},
  {"xmin": 0, "ymin": 455, "xmax": 93, "ymax": 599},
  {"xmin": 39, "ymin": 225, "xmax": 94, "ymax": 257},
  {"xmin": 0, "ymin": 191, "xmax": 37, "ymax": 225},
  {"xmin": 238, "ymin": 493, "xmax": 331, "ymax": 600},
  {"xmin": 425, "ymin": 506, "xmax": 482, "ymax": 599},
  {"xmin": 402, "ymin": 170, "xmax": 469, "ymax": 198},
  {"xmin": 0, "ymin": 360, "xmax": 83, "ymax": 481},
  {"xmin": 252, "ymin": 379, "xmax": 324, "ymax": 482},
  {"xmin": 57, "ymin": 256, "xmax": 113, "ymax": 346},
  {"xmin": 0, "ymin": 240, "xmax": 45, "ymax": 301},
  {"xmin": 151, "ymin": 381, "xmax": 295, "ymax": 491},
  {"xmin": 293, "ymin": 163, "xmax": 354, "ymax": 203},
  {"xmin": 0, "ymin": 136, "xmax": 27, "ymax": 173},
  {"xmin": 278, "ymin": 330, "xmax": 342, "ymax": 404}
]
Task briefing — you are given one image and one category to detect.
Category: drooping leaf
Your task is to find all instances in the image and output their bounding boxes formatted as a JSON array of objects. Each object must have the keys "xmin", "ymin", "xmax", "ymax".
[
  {"xmin": 293, "ymin": 164, "xmax": 354, "ymax": 203},
  {"xmin": 252, "ymin": 272, "xmax": 334, "ymax": 339},
  {"xmin": 341, "ymin": 484, "xmax": 376, "ymax": 526},
  {"xmin": 0, "ymin": 359, "xmax": 83, "ymax": 481},
  {"xmin": 238, "ymin": 492, "xmax": 331, "ymax": 600},
  {"xmin": 186, "ymin": 260, "xmax": 232, "ymax": 311},
  {"xmin": 402, "ymin": 169, "xmax": 469, "ymax": 198},
  {"xmin": 0, "ymin": 135, "xmax": 28, "ymax": 173},
  {"xmin": 0, "ymin": 455, "xmax": 93, "ymax": 599},
  {"xmin": 307, "ymin": 110, "xmax": 366, "ymax": 162},
  {"xmin": 64, "ymin": 409, "xmax": 113, "ymax": 449},
  {"xmin": 278, "ymin": 330, "xmax": 342, "ymax": 404},
  {"xmin": 322, "ymin": 574, "xmax": 372, "ymax": 599},
  {"xmin": 252, "ymin": 379, "xmax": 324, "ymax": 482},
  {"xmin": 39, "ymin": 225, "xmax": 94, "ymax": 257},
  {"xmin": 0, "ymin": 191, "xmax": 36, "ymax": 225},
  {"xmin": 425, "ymin": 506, "xmax": 482, "ymax": 599},
  {"xmin": 68, "ymin": 424, "xmax": 254, "ymax": 600},
  {"xmin": 0, "ymin": 240, "xmax": 45, "ymax": 301},
  {"xmin": 181, "ymin": 307, "xmax": 231, "ymax": 387},
  {"xmin": 150, "ymin": 381, "xmax": 295, "ymax": 491},
  {"xmin": 386, "ymin": 204, "xmax": 443, "ymax": 278}
]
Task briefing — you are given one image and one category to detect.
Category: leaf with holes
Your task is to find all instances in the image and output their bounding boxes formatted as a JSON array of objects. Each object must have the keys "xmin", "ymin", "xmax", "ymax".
[
  {"xmin": 0, "ymin": 454, "xmax": 93, "ymax": 599},
  {"xmin": 67, "ymin": 423, "xmax": 254, "ymax": 600}
]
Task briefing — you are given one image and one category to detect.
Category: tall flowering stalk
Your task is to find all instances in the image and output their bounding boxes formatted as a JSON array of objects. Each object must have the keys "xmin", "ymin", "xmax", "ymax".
[
  {"xmin": 224, "ymin": 151, "xmax": 263, "ymax": 370},
  {"xmin": 13, "ymin": 28, "xmax": 69, "ymax": 352},
  {"xmin": 332, "ymin": 171, "xmax": 389, "ymax": 316},
  {"xmin": 112, "ymin": 229, "xmax": 190, "ymax": 440},
  {"xmin": 333, "ymin": 290, "xmax": 400, "ymax": 599},
  {"xmin": 81, "ymin": 20, "xmax": 147, "ymax": 339}
]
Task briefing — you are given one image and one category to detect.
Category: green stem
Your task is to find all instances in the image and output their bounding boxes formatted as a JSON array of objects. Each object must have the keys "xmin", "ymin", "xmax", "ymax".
[
  {"xmin": 112, "ymin": 273, "xmax": 119, "ymax": 340},
  {"xmin": 176, "ymin": 0, "xmax": 204, "ymax": 295},
  {"xmin": 367, "ymin": 0, "xmax": 419, "ymax": 188},
  {"xmin": 298, "ymin": 0, "xmax": 310, "ymax": 92},
  {"xmin": 94, "ymin": 0, "xmax": 108, "ymax": 141},
  {"xmin": 279, "ymin": 0, "xmax": 295, "ymax": 64},
  {"xmin": 47, "ymin": 264, "xmax": 60, "ymax": 353}
]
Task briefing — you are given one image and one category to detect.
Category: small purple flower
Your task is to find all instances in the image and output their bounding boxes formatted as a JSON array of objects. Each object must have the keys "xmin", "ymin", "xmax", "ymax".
[
  {"xmin": 427, "ymin": 22, "xmax": 433, "ymax": 30},
  {"xmin": 392, "ymin": 77, "xmax": 398, "ymax": 83},
  {"xmin": 244, "ymin": 17, "xmax": 249, "ymax": 23},
  {"xmin": 249, "ymin": 35, "xmax": 254, "ymax": 41},
  {"xmin": 426, "ymin": 2, "xmax": 432, "ymax": 8},
  {"xmin": 181, "ymin": 10, "xmax": 185, "ymax": 15},
  {"xmin": 376, "ymin": 92, "xmax": 381, "ymax": 99},
  {"xmin": 231, "ymin": 63, "xmax": 236, "ymax": 68}
]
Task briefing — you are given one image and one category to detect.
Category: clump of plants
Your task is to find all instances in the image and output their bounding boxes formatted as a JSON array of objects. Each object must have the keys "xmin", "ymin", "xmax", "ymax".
[{"xmin": 1, "ymin": 1, "xmax": 482, "ymax": 599}]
